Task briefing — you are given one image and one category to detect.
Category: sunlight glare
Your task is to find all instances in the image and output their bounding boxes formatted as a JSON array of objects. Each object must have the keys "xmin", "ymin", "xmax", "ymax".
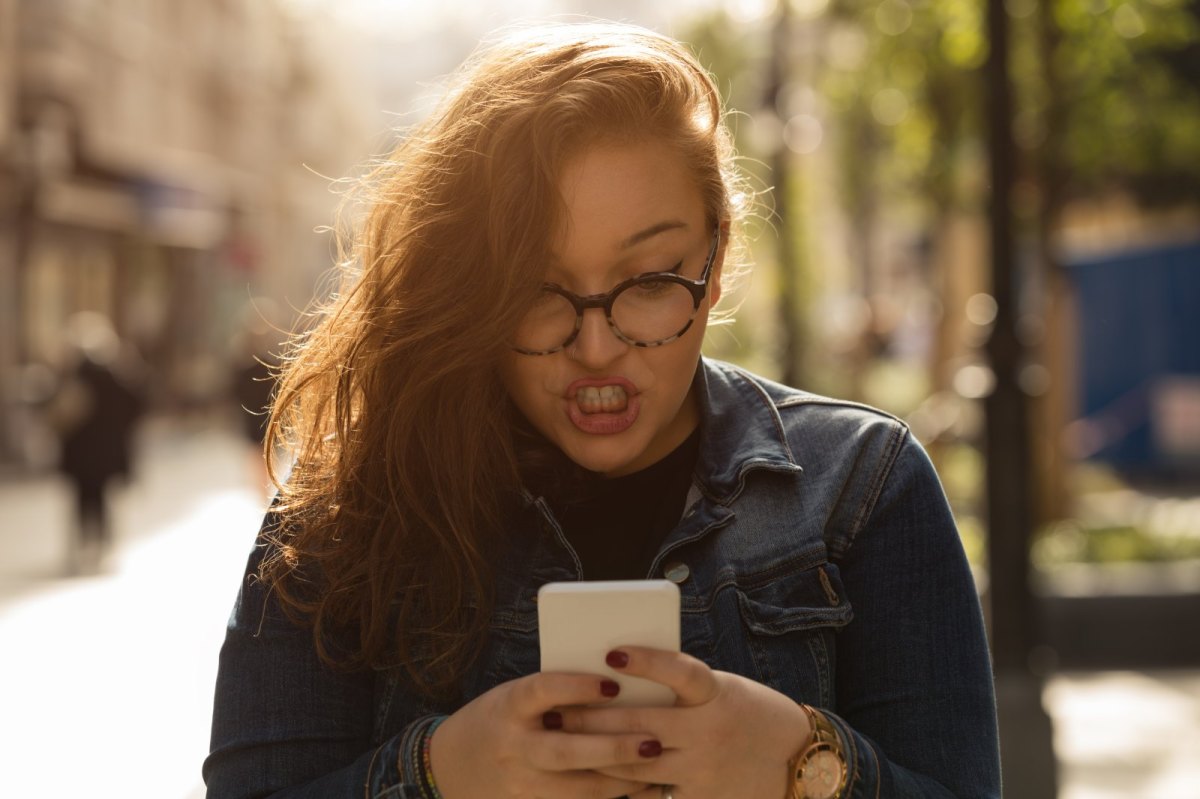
[{"xmin": 727, "ymin": 0, "xmax": 775, "ymax": 24}]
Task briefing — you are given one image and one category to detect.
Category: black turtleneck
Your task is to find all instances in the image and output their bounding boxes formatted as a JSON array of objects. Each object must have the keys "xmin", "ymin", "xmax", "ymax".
[{"xmin": 539, "ymin": 428, "xmax": 701, "ymax": 580}]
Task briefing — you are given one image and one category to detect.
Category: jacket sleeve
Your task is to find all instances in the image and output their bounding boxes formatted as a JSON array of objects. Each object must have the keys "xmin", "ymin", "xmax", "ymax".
[
  {"xmin": 826, "ymin": 432, "xmax": 1001, "ymax": 798},
  {"xmin": 202, "ymin": 519, "xmax": 430, "ymax": 799}
]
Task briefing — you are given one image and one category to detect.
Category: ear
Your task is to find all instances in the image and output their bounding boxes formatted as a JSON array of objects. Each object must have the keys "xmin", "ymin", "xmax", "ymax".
[{"xmin": 709, "ymin": 221, "xmax": 730, "ymax": 308}]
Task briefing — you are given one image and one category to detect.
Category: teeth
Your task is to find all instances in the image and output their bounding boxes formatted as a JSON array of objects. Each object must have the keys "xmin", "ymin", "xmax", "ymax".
[{"xmin": 576, "ymin": 385, "xmax": 629, "ymax": 414}]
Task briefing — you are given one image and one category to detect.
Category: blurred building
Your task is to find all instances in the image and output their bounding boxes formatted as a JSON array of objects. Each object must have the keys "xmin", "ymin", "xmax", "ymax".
[{"xmin": 0, "ymin": 0, "xmax": 376, "ymax": 465}]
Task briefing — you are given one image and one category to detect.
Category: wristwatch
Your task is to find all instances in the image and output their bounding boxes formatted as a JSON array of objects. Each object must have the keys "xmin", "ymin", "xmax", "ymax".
[{"xmin": 787, "ymin": 704, "xmax": 848, "ymax": 799}]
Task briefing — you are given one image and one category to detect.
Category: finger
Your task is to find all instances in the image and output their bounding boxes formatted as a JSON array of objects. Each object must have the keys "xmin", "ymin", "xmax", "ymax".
[
  {"xmin": 605, "ymin": 647, "xmax": 719, "ymax": 707},
  {"xmin": 557, "ymin": 705, "xmax": 670, "ymax": 736},
  {"xmin": 527, "ymin": 730, "xmax": 666, "ymax": 771},
  {"xmin": 594, "ymin": 749, "xmax": 685, "ymax": 786},
  {"xmin": 626, "ymin": 789, "xmax": 663, "ymax": 799},
  {"xmin": 510, "ymin": 671, "xmax": 622, "ymax": 717},
  {"xmin": 534, "ymin": 769, "xmax": 649, "ymax": 799}
]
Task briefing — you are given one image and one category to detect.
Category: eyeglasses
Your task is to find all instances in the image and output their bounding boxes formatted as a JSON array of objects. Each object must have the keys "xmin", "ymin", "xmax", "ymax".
[{"xmin": 511, "ymin": 225, "xmax": 721, "ymax": 356}]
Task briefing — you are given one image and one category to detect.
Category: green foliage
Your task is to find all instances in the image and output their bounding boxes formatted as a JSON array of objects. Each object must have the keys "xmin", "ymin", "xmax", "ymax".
[
  {"xmin": 1028, "ymin": 0, "xmax": 1200, "ymax": 202},
  {"xmin": 683, "ymin": 9, "xmax": 767, "ymax": 114},
  {"xmin": 821, "ymin": 0, "xmax": 1200, "ymax": 213},
  {"xmin": 683, "ymin": 0, "xmax": 1199, "ymax": 400},
  {"xmin": 824, "ymin": 0, "xmax": 987, "ymax": 209},
  {"xmin": 1033, "ymin": 520, "xmax": 1200, "ymax": 566},
  {"xmin": 684, "ymin": 0, "xmax": 1200, "ymax": 264}
]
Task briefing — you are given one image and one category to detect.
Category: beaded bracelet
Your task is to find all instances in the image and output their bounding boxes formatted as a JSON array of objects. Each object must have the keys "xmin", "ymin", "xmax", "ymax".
[
  {"xmin": 418, "ymin": 715, "xmax": 448, "ymax": 799},
  {"xmin": 397, "ymin": 714, "xmax": 443, "ymax": 792},
  {"xmin": 410, "ymin": 720, "xmax": 427, "ymax": 790}
]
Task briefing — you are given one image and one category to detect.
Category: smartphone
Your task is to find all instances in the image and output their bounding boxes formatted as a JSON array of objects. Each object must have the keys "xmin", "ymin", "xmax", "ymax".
[{"xmin": 537, "ymin": 579, "xmax": 681, "ymax": 707}]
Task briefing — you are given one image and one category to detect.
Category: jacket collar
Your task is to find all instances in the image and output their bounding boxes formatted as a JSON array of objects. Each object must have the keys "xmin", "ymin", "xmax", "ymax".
[{"xmin": 693, "ymin": 358, "xmax": 803, "ymax": 503}]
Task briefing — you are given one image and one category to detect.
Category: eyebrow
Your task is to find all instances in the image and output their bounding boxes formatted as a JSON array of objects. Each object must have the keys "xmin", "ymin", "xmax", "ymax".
[{"xmin": 619, "ymin": 220, "xmax": 689, "ymax": 250}]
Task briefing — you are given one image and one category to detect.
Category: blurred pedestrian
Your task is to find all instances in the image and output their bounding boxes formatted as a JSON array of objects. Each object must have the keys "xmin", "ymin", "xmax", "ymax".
[
  {"xmin": 206, "ymin": 21, "xmax": 1000, "ymax": 799},
  {"xmin": 47, "ymin": 312, "xmax": 145, "ymax": 573}
]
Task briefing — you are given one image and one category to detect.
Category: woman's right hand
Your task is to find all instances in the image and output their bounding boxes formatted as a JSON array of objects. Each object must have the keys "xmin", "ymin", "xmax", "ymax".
[{"xmin": 430, "ymin": 672, "xmax": 660, "ymax": 799}]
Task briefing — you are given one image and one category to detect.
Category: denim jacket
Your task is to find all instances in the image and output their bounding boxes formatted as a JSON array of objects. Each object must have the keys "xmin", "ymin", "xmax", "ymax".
[{"xmin": 205, "ymin": 358, "xmax": 1001, "ymax": 798}]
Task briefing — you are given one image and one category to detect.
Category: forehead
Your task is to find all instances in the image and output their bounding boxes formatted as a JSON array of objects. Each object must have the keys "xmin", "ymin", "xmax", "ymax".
[{"xmin": 553, "ymin": 139, "xmax": 706, "ymax": 255}]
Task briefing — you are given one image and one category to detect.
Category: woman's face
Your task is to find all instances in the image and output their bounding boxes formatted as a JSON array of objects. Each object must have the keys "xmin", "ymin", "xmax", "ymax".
[{"xmin": 500, "ymin": 138, "xmax": 723, "ymax": 477}]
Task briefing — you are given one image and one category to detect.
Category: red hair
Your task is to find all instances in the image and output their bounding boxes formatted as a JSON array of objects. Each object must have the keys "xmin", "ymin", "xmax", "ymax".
[{"xmin": 262, "ymin": 21, "xmax": 749, "ymax": 698}]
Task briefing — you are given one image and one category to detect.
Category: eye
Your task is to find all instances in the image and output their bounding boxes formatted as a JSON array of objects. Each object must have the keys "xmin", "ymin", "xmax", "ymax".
[
  {"xmin": 523, "ymin": 286, "xmax": 570, "ymax": 322},
  {"xmin": 631, "ymin": 261, "xmax": 683, "ymax": 281},
  {"xmin": 630, "ymin": 277, "xmax": 678, "ymax": 297}
]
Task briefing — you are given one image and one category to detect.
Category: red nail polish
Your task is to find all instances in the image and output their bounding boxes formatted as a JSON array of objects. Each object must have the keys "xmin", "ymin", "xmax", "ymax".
[
  {"xmin": 606, "ymin": 650, "xmax": 629, "ymax": 668},
  {"xmin": 542, "ymin": 711, "xmax": 563, "ymax": 730},
  {"xmin": 600, "ymin": 679, "xmax": 620, "ymax": 697},
  {"xmin": 638, "ymin": 740, "xmax": 662, "ymax": 758}
]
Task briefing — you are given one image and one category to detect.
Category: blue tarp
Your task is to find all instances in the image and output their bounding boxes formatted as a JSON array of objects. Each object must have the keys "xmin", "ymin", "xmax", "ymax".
[{"xmin": 1066, "ymin": 238, "xmax": 1200, "ymax": 476}]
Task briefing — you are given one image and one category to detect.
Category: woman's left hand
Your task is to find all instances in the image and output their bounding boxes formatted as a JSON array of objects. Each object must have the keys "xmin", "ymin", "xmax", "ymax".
[{"xmin": 552, "ymin": 646, "xmax": 814, "ymax": 799}]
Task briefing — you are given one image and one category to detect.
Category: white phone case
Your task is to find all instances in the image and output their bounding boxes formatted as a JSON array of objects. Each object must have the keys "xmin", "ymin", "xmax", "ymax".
[{"xmin": 537, "ymin": 579, "xmax": 681, "ymax": 707}]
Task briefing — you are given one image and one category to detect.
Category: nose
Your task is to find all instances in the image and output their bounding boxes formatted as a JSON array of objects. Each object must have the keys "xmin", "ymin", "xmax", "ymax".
[{"xmin": 569, "ymin": 306, "xmax": 628, "ymax": 367}]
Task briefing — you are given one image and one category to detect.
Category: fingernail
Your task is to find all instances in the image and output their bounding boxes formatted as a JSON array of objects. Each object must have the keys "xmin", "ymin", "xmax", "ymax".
[
  {"xmin": 638, "ymin": 740, "xmax": 662, "ymax": 758},
  {"xmin": 606, "ymin": 650, "xmax": 629, "ymax": 668},
  {"xmin": 542, "ymin": 711, "xmax": 563, "ymax": 730},
  {"xmin": 600, "ymin": 679, "xmax": 620, "ymax": 697}
]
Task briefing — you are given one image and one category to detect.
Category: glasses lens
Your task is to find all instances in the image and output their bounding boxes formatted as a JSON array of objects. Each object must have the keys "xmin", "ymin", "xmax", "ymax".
[
  {"xmin": 513, "ymin": 288, "xmax": 577, "ymax": 353},
  {"xmin": 611, "ymin": 278, "xmax": 697, "ymax": 345}
]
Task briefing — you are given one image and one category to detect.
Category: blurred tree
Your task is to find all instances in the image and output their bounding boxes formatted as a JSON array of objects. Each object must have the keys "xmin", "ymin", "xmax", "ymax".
[
  {"xmin": 1025, "ymin": 0, "xmax": 1200, "ymax": 207},
  {"xmin": 823, "ymin": 0, "xmax": 989, "ymax": 410},
  {"xmin": 808, "ymin": 0, "xmax": 1200, "ymax": 511},
  {"xmin": 763, "ymin": 1, "xmax": 806, "ymax": 387},
  {"xmin": 684, "ymin": 0, "xmax": 1199, "ymax": 429},
  {"xmin": 686, "ymin": 6, "xmax": 813, "ymax": 386},
  {"xmin": 1013, "ymin": 0, "xmax": 1200, "ymax": 524},
  {"xmin": 817, "ymin": 0, "xmax": 1200, "ymax": 380},
  {"xmin": 817, "ymin": 0, "xmax": 1200, "ymax": 242}
]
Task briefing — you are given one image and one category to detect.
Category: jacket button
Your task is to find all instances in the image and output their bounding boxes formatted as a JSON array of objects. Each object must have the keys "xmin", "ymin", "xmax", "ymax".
[{"xmin": 664, "ymin": 561, "xmax": 690, "ymax": 584}]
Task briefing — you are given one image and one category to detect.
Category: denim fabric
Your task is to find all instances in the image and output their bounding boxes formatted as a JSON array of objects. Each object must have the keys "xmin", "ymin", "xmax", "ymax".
[{"xmin": 204, "ymin": 358, "xmax": 1001, "ymax": 798}]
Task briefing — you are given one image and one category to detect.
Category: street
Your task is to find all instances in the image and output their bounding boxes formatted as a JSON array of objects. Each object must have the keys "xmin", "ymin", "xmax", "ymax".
[
  {"xmin": 1, "ymin": 418, "xmax": 1198, "ymax": 798},
  {"xmin": 0, "ymin": 417, "xmax": 262, "ymax": 799}
]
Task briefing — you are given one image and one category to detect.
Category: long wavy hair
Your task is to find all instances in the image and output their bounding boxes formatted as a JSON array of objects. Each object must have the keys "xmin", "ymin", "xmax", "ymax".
[{"xmin": 261, "ymin": 21, "xmax": 751, "ymax": 699}]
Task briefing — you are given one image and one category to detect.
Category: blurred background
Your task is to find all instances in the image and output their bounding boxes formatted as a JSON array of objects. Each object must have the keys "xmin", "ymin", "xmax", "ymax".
[{"xmin": 1, "ymin": 1, "xmax": 1197, "ymax": 797}]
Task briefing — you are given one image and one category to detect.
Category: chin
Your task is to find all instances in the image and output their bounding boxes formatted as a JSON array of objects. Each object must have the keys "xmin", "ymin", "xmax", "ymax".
[
  {"xmin": 560, "ymin": 436, "xmax": 644, "ymax": 476},
  {"xmin": 564, "ymin": 450, "xmax": 631, "ymax": 476}
]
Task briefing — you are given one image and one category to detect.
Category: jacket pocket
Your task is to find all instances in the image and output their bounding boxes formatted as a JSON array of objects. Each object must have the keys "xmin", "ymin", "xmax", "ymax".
[
  {"xmin": 733, "ymin": 562, "xmax": 853, "ymax": 706},
  {"xmin": 736, "ymin": 562, "xmax": 853, "ymax": 634}
]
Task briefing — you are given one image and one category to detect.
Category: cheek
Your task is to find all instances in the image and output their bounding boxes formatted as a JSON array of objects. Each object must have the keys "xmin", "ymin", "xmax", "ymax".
[
  {"xmin": 671, "ymin": 321, "xmax": 708, "ymax": 381},
  {"xmin": 499, "ymin": 356, "xmax": 545, "ymax": 416},
  {"xmin": 648, "ymin": 329, "xmax": 705, "ymax": 394}
]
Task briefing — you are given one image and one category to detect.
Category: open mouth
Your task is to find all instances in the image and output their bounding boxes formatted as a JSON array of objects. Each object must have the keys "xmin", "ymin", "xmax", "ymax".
[
  {"xmin": 575, "ymin": 384, "xmax": 629, "ymax": 414},
  {"xmin": 565, "ymin": 378, "xmax": 640, "ymax": 435}
]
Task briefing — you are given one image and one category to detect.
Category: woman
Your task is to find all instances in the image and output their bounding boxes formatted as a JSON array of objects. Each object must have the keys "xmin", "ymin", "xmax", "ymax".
[{"xmin": 204, "ymin": 21, "xmax": 1000, "ymax": 799}]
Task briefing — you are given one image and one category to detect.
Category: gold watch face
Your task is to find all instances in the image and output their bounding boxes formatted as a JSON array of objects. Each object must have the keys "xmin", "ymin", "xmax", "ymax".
[{"xmin": 799, "ymin": 746, "xmax": 845, "ymax": 799}]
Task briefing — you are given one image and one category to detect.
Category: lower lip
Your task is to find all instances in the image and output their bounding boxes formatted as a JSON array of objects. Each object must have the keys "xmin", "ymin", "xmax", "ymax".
[{"xmin": 566, "ymin": 395, "xmax": 641, "ymax": 435}]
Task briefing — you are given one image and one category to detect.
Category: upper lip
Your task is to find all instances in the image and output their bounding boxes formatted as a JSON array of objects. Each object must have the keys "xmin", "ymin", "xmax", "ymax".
[{"xmin": 565, "ymin": 376, "xmax": 638, "ymax": 398}]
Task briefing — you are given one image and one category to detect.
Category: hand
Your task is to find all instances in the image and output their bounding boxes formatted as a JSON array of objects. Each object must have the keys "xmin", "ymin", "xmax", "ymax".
[
  {"xmin": 430, "ymin": 671, "xmax": 662, "ymax": 799},
  {"xmin": 555, "ymin": 647, "xmax": 814, "ymax": 799}
]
